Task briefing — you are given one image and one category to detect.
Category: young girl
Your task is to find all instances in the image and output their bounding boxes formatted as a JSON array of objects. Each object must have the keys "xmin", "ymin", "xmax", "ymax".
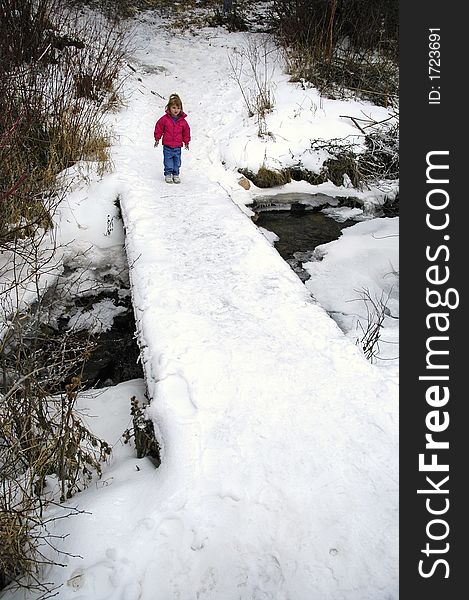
[{"xmin": 154, "ymin": 93, "xmax": 191, "ymax": 184}]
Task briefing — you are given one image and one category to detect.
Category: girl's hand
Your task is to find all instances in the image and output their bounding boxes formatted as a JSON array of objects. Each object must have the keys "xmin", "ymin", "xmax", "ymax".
[
  {"xmin": 154, "ymin": 141, "xmax": 159, "ymax": 147},
  {"xmin": 184, "ymin": 143, "xmax": 189, "ymax": 150}
]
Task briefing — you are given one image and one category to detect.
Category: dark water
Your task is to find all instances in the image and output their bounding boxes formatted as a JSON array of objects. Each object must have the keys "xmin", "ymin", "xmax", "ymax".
[
  {"xmin": 256, "ymin": 210, "xmax": 353, "ymax": 261},
  {"xmin": 80, "ymin": 304, "xmax": 143, "ymax": 389},
  {"xmin": 52, "ymin": 293, "xmax": 143, "ymax": 390}
]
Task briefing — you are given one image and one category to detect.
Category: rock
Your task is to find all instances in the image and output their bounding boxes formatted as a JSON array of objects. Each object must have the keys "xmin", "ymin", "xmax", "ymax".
[{"xmin": 238, "ymin": 176, "xmax": 251, "ymax": 190}]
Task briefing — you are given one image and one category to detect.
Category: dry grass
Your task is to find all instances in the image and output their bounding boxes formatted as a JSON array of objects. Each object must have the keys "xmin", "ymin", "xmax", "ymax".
[
  {"xmin": 239, "ymin": 166, "xmax": 291, "ymax": 188},
  {"xmin": 0, "ymin": 1, "xmax": 129, "ymax": 248},
  {"xmin": 1, "ymin": 1, "xmax": 130, "ymax": 592},
  {"xmin": 0, "ymin": 325, "xmax": 112, "ymax": 592},
  {"xmin": 323, "ymin": 152, "xmax": 363, "ymax": 188},
  {"xmin": 272, "ymin": 0, "xmax": 398, "ymax": 107}
]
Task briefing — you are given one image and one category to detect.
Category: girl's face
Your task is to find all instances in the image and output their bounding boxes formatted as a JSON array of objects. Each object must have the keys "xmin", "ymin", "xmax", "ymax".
[{"xmin": 169, "ymin": 104, "xmax": 181, "ymax": 117}]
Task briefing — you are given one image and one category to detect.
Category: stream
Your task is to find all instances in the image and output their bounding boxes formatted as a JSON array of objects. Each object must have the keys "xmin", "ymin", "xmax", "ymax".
[
  {"xmin": 251, "ymin": 193, "xmax": 360, "ymax": 282},
  {"xmin": 47, "ymin": 193, "xmax": 390, "ymax": 389}
]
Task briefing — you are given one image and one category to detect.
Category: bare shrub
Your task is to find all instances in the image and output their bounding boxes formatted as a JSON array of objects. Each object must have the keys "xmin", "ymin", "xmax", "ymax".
[
  {"xmin": 358, "ymin": 121, "xmax": 399, "ymax": 182},
  {"xmin": 323, "ymin": 151, "xmax": 363, "ymax": 188},
  {"xmin": 1, "ymin": 1, "xmax": 130, "ymax": 593},
  {"xmin": 228, "ymin": 35, "xmax": 277, "ymax": 136},
  {"xmin": 0, "ymin": 0, "xmax": 61, "ymax": 69},
  {"xmin": 123, "ymin": 397, "xmax": 161, "ymax": 463},
  {"xmin": 271, "ymin": 0, "xmax": 398, "ymax": 106},
  {"xmin": 0, "ymin": 319, "xmax": 112, "ymax": 592},
  {"xmin": 0, "ymin": 1, "xmax": 128, "ymax": 249},
  {"xmin": 0, "ymin": 235, "xmax": 116, "ymax": 590},
  {"xmin": 0, "ymin": 496, "xmax": 84, "ymax": 597},
  {"xmin": 208, "ymin": 0, "xmax": 249, "ymax": 31},
  {"xmin": 338, "ymin": 112, "xmax": 399, "ymax": 183},
  {"xmin": 289, "ymin": 112, "xmax": 399, "ymax": 189},
  {"xmin": 352, "ymin": 287, "xmax": 395, "ymax": 362}
]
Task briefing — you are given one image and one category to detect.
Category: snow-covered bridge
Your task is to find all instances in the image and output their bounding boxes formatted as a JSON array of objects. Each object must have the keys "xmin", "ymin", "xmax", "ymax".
[
  {"xmin": 114, "ymin": 110, "xmax": 398, "ymax": 598},
  {"xmin": 102, "ymin": 19, "xmax": 400, "ymax": 599}
]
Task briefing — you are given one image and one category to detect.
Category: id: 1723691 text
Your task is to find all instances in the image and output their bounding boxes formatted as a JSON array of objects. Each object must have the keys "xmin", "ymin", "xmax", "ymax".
[{"xmin": 428, "ymin": 28, "xmax": 441, "ymax": 105}]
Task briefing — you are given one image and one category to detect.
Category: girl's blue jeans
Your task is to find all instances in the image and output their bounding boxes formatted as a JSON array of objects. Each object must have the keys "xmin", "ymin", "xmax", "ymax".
[{"xmin": 163, "ymin": 146, "xmax": 182, "ymax": 176}]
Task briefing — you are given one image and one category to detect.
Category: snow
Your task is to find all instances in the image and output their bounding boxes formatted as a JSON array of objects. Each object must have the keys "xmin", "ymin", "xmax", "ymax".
[
  {"xmin": 1, "ymin": 11, "xmax": 398, "ymax": 600},
  {"xmin": 304, "ymin": 217, "xmax": 399, "ymax": 377}
]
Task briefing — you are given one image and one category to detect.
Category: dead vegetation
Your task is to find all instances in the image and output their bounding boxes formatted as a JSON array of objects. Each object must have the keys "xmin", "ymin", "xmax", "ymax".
[
  {"xmin": 122, "ymin": 397, "xmax": 161, "ymax": 463},
  {"xmin": 0, "ymin": 0, "xmax": 128, "ymax": 249},
  {"xmin": 352, "ymin": 286, "xmax": 397, "ymax": 363},
  {"xmin": 240, "ymin": 113, "xmax": 399, "ymax": 191},
  {"xmin": 239, "ymin": 166, "xmax": 291, "ymax": 188},
  {"xmin": 1, "ymin": 0, "xmax": 130, "ymax": 593},
  {"xmin": 271, "ymin": 0, "xmax": 398, "ymax": 107},
  {"xmin": 0, "ymin": 312, "xmax": 112, "ymax": 593}
]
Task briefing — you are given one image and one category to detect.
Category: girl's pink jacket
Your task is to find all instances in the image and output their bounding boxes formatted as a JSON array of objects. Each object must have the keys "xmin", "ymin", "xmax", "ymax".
[{"xmin": 154, "ymin": 111, "xmax": 191, "ymax": 148}]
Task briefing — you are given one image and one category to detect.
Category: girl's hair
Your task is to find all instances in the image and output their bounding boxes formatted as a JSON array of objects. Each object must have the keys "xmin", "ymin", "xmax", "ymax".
[{"xmin": 166, "ymin": 93, "xmax": 183, "ymax": 112}]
